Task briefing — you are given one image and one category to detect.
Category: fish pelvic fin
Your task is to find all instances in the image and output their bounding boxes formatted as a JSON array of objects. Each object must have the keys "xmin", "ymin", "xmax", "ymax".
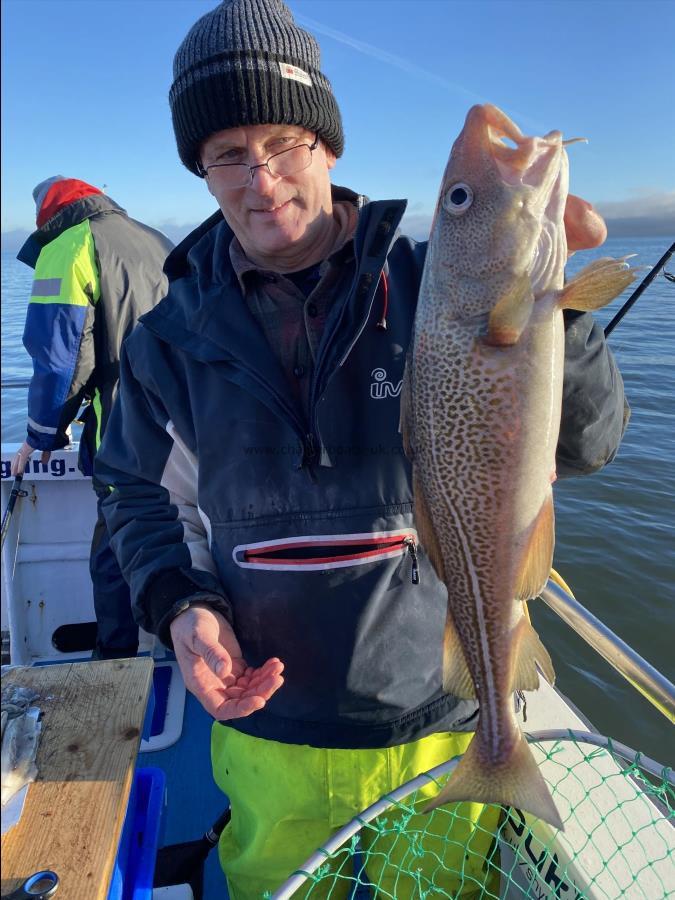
[
  {"xmin": 510, "ymin": 614, "xmax": 556, "ymax": 690},
  {"xmin": 424, "ymin": 730, "xmax": 564, "ymax": 831},
  {"xmin": 515, "ymin": 492, "xmax": 554, "ymax": 601},
  {"xmin": 485, "ymin": 273, "xmax": 534, "ymax": 346},
  {"xmin": 557, "ymin": 256, "xmax": 638, "ymax": 311},
  {"xmin": 442, "ymin": 607, "xmax": 476, "ymax": 699}
]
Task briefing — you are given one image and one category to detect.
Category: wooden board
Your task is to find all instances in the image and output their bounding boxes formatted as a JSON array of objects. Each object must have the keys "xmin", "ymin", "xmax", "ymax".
[{"xmin": 1, "ymin": 658, "xmax": 154, "ymax": 899}]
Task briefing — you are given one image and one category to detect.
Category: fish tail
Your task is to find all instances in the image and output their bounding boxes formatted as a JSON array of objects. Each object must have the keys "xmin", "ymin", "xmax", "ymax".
[{"xmin": 424, "ymin": 730, "xmax": 564, "ymax": 831}]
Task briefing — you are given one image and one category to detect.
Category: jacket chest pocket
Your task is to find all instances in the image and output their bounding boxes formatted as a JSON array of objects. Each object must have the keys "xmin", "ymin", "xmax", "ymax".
[{"xmin": 232, "ymin": 528, "xmax": 419, "ymax": 582}]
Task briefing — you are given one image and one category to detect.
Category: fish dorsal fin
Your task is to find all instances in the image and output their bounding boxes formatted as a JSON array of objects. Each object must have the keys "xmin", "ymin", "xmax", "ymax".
[
  {"xmin": 510, "ymin": 612, "xmax": 556, "ymax": 691},
  {"xmin": 485, "ymin": 272, "xmax": 534, "ymax": 346},
  {"xmin": 514, "ymin": 491, "xmax": 555, "ymax": 601},
  {"xmin": 557, "ymin": 256, "xmax": 637, "ymax": 311},
  {"xmin": 399, "ymin": 353, "xmax": 415, "ymax": 461},
  {"xmin": 442, "ymin": 607, "xmax": 476, "ymax": 699}
]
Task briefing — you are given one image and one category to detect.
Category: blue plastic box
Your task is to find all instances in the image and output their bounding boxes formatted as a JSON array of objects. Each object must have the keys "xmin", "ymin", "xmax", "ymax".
[{"xmin": 108, "ymin": 766, "xmax": 166, "ymax": 899}]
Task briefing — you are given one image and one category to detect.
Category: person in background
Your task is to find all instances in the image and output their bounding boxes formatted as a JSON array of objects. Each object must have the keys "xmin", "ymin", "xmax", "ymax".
[
  {"xmin": 11, "ymin": 176, "xmax": 173, "ymax": 660},
  {"xmin": 95, "ymin": 1, "xmax": 628, "ymax": 896}
]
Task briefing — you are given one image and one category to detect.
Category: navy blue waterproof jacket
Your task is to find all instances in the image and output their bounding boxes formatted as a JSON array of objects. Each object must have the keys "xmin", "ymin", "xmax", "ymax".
[{"xmin": 96, "ymin": 188, "xmax": 627, "ymax": 749}]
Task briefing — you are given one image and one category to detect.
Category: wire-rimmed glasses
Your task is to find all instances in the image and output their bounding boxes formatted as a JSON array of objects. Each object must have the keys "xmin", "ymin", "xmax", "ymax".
[{"xmin": 200, "ymin": 135, "xmax": 319, "ymax": 188}]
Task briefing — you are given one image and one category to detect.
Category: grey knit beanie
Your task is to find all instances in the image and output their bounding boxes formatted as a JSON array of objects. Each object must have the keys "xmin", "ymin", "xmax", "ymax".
[{"xmin": 170, "ymin": 0, "xmax": 344, "ymax": 176}]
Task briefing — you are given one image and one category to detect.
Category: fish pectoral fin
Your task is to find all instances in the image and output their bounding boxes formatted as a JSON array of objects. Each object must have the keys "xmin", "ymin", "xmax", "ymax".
[
  {"xmin": 515, "ymin": 492, "xmax": 554, "ymax": 601},
  {"xmin": 442, "ymin": 608, "xmax": 476, "ymax": 699},
  {"xmin": 510, "ymin": 614, "xmax": 556, "ymax": 691},
  {"xmin": 424, "ymin": 730, "xmax": 564, "ymax": 831},
  {"xmin": 557, "ymin": 256, "xmax": 638, "ymax": 311},
  {"xmin": 485, "ymin": 273, "xmax": 534, "ymax": 347},
  {"xmin": 399, "ymin": 355, "xmax": 415, "ymax": 461}
]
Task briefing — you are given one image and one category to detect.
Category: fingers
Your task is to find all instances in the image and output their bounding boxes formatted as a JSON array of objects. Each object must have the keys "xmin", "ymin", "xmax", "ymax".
[
  {"xmin": 222, "ymin": 658, "xmax": 285, "ymax": 703},
  {"xmin": 174, "ymin": 642, "xmax": 284, "ymax": 720},
  {"xmin": 564, "ymin": 194, "xmax": 607, "ymax": 253},
  {"xmin": 212, "ymin": 660, "xmax": 285, "ymax": 720},
  {"xmin": 169, "ymin": 607, "xmax": 284, "ymax": 719},
  {"xmin": 11, "ymin": 442, "xmax": 33, "ymax": 476},
  {"xmin": 10, "ymin": 444, "xmax": 52, "ymax": 476},
  {"xmin": 242, "ymin": 658, "xmax": 285, "ymax": 701}
]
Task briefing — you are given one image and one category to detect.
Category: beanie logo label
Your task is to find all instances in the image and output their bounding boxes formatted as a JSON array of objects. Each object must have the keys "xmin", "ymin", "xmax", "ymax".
[{"xmin": 278, "ymin": 62, "xmax": 313, "ymax": 88}]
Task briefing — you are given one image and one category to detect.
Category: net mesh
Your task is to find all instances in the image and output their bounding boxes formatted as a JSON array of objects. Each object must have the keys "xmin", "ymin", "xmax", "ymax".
[{"xmin": 268, "ymin": 733, "xmax": 674, "ymax": 899}]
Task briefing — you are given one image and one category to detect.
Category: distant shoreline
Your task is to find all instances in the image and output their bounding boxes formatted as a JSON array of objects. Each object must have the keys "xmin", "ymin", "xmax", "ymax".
[{"xmin": 2, "ymin": 219, "xmax": 674, "ymax": 254}]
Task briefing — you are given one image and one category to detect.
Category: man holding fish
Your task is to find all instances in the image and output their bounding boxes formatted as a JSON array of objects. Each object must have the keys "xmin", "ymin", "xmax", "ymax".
[{"xmin": 96, "ymin": 0, "xmax": 631, "ymax": 895}]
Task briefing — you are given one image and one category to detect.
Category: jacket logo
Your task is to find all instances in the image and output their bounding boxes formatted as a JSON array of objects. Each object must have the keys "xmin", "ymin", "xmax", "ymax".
[{"xmin": 370, "ymin": 368, "xmax": 402, "ymax": 400}]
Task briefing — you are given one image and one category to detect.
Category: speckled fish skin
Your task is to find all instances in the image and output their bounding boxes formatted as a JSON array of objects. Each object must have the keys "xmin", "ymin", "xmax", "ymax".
[{"xmin": 402, "ymin": 104, "xmax": 635, "ymax": 829}]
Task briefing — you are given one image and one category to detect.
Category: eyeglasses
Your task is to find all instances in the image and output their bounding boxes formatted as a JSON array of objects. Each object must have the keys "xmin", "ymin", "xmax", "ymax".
[{"xmin": 200, "ymin": 135, "xmax": 319, "ymax": 189}]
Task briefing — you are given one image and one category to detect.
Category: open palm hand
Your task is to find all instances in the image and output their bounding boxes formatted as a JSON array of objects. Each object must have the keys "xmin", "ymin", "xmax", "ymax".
[{"xmin": 170, "ymin": 604, "xmax": 284, "ymax": 720}]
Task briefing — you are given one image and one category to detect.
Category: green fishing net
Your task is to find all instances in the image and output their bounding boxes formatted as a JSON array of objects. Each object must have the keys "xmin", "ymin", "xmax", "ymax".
[{"xmin": 268, "ymin": 731, "xmax": 674, "ymax": 899}]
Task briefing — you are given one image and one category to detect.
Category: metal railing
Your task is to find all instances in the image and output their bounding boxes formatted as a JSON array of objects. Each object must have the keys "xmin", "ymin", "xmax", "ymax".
[{"xmin": 540, "ymin": 578, "xmax": 675, "ymax": 723}]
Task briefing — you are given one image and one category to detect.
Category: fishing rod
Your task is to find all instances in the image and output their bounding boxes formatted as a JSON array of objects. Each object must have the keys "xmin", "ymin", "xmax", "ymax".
[
  {"xmin": 1, "ymin": 475, "xmax": 28, "ymax": 550},
  {"xmin": 604, "ymin": 240, "xmax": 674, "ymax": 337}
]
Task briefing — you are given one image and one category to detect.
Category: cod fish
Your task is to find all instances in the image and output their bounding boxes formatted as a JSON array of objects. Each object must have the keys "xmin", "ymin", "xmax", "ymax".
[{"xmin": 400, "ymin": 104, "xmax": 635, "ymax": 829}]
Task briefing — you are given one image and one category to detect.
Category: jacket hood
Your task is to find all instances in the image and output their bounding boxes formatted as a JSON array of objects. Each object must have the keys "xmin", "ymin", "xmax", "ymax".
[
  {"xmin": 17, "ymin": 191, "xmax": 126, "ymax": 269},
  {"xmin": 35, "ymin": 177, "xmax": 103, "ymax": 228}
]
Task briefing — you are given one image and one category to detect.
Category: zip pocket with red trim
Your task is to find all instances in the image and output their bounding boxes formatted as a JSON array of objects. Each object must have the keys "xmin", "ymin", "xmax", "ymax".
[{"xmin": 232, "ymin": 529, "xmax": 420, "ymax": 583}]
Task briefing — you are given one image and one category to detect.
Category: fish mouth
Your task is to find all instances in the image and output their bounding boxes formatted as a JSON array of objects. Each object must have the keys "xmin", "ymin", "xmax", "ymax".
[
  {"xmin": 443, "ymin": 104, "xmax": 571, "ymax": 293},
  {"xmin": 460, "ymin": 104, "xmax": 564, "ymax": 190}
]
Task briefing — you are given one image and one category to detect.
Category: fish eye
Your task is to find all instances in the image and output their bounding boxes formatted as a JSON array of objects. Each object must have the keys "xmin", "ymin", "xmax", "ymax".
[{"xmin": 443, "ymin": 183, "xmax": 474, "ymax": 215}]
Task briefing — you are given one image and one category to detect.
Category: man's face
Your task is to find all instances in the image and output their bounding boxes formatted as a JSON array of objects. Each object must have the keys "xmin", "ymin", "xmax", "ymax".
[{"xmin": 201, "ymin": 124, "xmax": 336, "ymax": 267}]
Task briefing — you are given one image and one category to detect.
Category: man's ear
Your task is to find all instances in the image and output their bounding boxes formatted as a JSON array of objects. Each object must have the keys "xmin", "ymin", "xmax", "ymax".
[{"xmin": 324, "ymin": 146, "xmax": 337, "ymax": 171}]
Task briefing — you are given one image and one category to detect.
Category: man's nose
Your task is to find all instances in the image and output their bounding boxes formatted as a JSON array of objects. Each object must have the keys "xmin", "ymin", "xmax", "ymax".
[{"xmin": 248, "ymin": 161, "xmax": 279, "ymax": 193}]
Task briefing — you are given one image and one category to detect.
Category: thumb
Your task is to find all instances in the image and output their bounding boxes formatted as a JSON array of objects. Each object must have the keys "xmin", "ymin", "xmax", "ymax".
[
  {"xmin": 564, "ymin": 194, "xmax": 607, "ymax": 252},
  {"xmin": 193, "ymin": 633, "xmax": 233, "ymax": 680}
]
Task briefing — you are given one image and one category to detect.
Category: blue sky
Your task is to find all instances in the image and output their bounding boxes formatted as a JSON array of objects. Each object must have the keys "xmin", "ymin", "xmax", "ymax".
[{"xmin": 2, "ymin": 0, "xmax": 674, "ymax": 243}]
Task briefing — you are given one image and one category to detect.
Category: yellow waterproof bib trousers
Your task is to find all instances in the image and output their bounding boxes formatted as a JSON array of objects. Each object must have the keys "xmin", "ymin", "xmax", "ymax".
[{"xmin": 211, "ymin": 725, "xmax": 500, "ymax": 899}]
